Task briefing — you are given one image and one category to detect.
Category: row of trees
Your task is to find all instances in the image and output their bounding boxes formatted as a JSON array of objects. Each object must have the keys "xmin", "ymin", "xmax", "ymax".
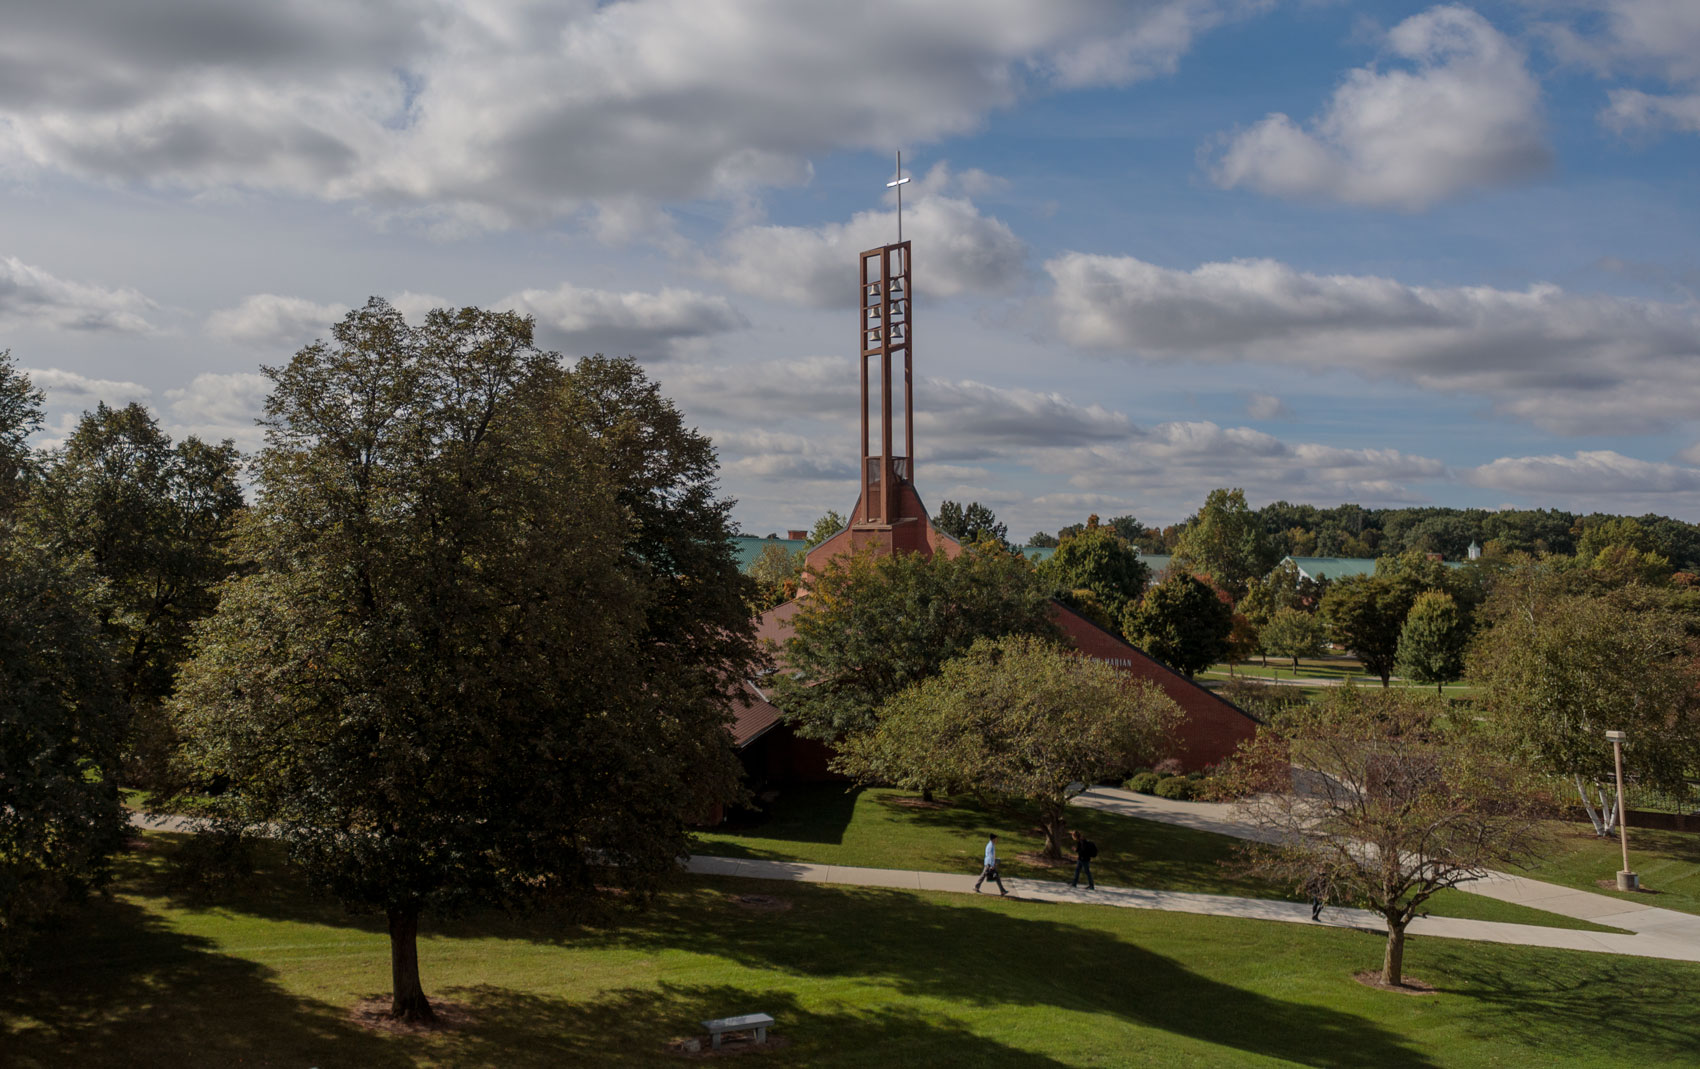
[
  {"xmin": 1, "ymin": 350, "xmax": 245, "ymax": 971},
  {"xmin": 1, "ymin": 307, "xmax": 768, "ymax": 1025}
]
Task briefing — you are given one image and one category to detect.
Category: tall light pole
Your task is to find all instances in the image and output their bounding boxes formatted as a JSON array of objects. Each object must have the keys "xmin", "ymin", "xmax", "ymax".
[{"xmin": 1605, "ymin": 729, "xmax": 1638, "ymax": 892}]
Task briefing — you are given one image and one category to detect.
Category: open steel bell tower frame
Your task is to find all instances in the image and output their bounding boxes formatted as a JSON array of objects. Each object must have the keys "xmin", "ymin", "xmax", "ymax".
[{"xmin": 857, "ymin": 240, "xmax": 912, "ymax": 529}]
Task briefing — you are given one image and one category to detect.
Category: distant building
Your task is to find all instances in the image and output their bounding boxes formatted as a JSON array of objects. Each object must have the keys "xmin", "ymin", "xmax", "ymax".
[{"xmin": 1278, "ymin": 554, "xmax": 1467, "ymax": 583}]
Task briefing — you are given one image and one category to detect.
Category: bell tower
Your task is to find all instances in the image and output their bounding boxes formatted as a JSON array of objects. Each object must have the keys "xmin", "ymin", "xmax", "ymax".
[{"xmin": 857, "ymin": 239, "xmax": 913, "ymax": 532}]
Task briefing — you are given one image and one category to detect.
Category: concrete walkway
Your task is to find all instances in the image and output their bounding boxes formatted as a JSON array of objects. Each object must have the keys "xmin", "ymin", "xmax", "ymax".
[
  {"xmin": 128, "ymin": 809, "xmax": 1700, "ymax": 963},
  {"xmin": 1068, "ymin": 786, "xmax": 1700, "ymax": 957},
  {"xmin": 681, "ymin": 854, "xmax": 1700, "ymax": 962}
]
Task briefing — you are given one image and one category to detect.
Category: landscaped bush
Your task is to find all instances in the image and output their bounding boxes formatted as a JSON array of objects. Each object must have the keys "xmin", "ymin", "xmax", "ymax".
[
  {"xmin": 1154, "ymin": 775, "xmax": 1200, "ymax": 801},
  {"xmin": 1153, "ymin": 757, "xmax": 1185, "ymax": 777},
  {"xmin": 1126, "ymin": 772, "xmax": 1162, "ymax": 794}
]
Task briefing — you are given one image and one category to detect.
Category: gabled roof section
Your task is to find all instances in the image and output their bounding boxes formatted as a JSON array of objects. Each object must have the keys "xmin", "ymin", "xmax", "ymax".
[{"xmin": 731, "ymin": 680, "xmax": 785, "ymax": 748}]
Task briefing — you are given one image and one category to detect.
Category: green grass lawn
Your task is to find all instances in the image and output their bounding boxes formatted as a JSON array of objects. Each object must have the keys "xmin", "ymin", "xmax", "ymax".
[
  {"xmin": 1517, "ymin": 822, "xmax": 1700, "ymax": 917},
  {"xmin": 1197, "ymin": 656, "xmax": 1476, "ymax": 698},
  {"xmin": 4, "ymin": 832, "xmax": 1696, "ymax": 1067},
  {"xmin": 693, "ymin": 786, "xmax": 1624, "ymax": 933}
]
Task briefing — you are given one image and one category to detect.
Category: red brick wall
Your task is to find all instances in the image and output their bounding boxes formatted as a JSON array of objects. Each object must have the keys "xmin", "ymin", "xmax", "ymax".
[{"xmin": 1049, "ymin": 602, "xmax": 1260, "ymax": 770}]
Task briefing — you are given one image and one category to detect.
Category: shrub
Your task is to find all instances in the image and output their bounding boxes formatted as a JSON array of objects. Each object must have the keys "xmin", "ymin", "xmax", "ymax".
[
  {"xmin": 1154, "ymin": 775, "xmax": 1199, "ymax": 801},
  {"xmin": 1153, "ymin": 757, "xmax": 1185, "ymax": 777},
  {"xmin": 1126, "ymin": 772, "xmax": 1162, "ymax": 794}
]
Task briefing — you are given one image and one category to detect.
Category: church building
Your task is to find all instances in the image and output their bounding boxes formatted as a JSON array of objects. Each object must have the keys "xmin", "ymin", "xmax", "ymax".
[{"xmin": 734, "ymin": 238, "xmax": 1259, "ymax": 789}]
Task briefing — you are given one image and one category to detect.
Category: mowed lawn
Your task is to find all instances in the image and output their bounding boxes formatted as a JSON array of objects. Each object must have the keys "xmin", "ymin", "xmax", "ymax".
[
  {"xmin": 4, "ymin": 833, "xmax": 1698, "ymax": 1068},
  {"xmin": 694, "ymin": 786, "xmax": 1627, "ymax": 933},
  {"xmin": 1518, "ymin": 822, "xmax": 1700, "ymax": 917}
]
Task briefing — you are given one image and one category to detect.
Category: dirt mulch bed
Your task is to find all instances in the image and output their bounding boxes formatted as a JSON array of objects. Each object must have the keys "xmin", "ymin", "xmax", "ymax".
[
  {"xmin": 888, "ymin": 797, "xmax": 950, "ymax": 810},
  {"xmin": 1595, "ymin": 879, "xmax": 1660, "ymax": 894},
  {"xmin": 349, "ymin": 995, "xmax": 475, "ymax": 1034},
  {"xmin": 729, "ymin": 893, "xmax": 793, "ymax": 913},
  {"xmin": 1353, "ymin": 971, "xmax": 1438, "ymax": 996},
  {"xmin": 667, "ymin": 1033, "xmax": 792, "ymax": 1057},
  {"xmin": 1014, "ymin": 851, "xmax": 1069, "ymax": 868}
]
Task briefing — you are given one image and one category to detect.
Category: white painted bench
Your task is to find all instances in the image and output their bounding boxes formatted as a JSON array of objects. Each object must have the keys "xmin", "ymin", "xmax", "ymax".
[{"xmin": 701, "ymin": 1012, "xmax": 774, "ymax": 1049}]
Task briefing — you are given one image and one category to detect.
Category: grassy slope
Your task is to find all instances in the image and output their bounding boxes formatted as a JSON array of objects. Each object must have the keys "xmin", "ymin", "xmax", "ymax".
[
  {"xmin": 1518, "ymin": 822, "xmax": 1700, "ymax": 917},
  {"xmin": 694, "ymin": 786, "xmax": 1625, "ymax": 933},
  {"xmin": 3, "ymin": 833, "xmax": 1695, "ymax": 1068}
]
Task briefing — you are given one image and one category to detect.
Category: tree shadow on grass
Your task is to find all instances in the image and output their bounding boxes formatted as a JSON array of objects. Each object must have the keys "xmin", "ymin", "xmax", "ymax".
[
  {"xmin": 1422, "ymin": 944, "xmax": 1700, "ymax": 1060},
  {"xmin": 434, "ymin": 981, "xmax": 1074, "ymax": 1067},
  {"xmin": 0, "ymin": 898, "xmax": 410, "ymax": 1069},
  {"xmin": 702, "ymin": 782, "xmax": 861, "ymax": 847},
  {"xmin": 576, "ymin": 878, "xmax": 1440, "ymax": 1068}
]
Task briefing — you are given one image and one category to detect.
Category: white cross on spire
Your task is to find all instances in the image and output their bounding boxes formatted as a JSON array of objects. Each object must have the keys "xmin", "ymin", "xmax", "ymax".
[{"xmin": 886, "ymin": 150, "xmax": 911, "ymax": 243}]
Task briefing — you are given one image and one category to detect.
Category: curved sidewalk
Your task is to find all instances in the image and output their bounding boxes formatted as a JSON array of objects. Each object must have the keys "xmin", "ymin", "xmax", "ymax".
[
  {"xmin": 682, "ymin": 853, "xmax": 1700, "ymax": 963},
  {"xmin": 1068, "ymin": 786, "xmax": 1700, "ymax": 956}
]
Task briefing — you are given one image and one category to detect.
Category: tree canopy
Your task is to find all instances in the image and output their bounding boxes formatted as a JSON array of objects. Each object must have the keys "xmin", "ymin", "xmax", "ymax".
[
  {"xmin": 171, "ymin": 302, "xmax": 756, "ymax": 1022},
  {"xmin": 1468, "ymin": 565, "xmax": 1700, "ymax": 833},
  {"xmin": 30, "ymin": 402, "xmax": 243, "ymax": 784},
  {"xmin": 770, "ymin": 545, "xmax": 1057, "ymax": 740},
  {"xmin": 1037, "ymin": 521, "xmax": 1150, "ymax": 622},
  {"xmin": 0, "ymin": 354, "xmax": 127, "ymax": 973},
  {"xmin": 836, "ymin": 635, "xmax": 1180, "ymax": 857},
  {"xmin": 1395, "ymin": 591, "xmax": 1466, "ymax": 694},
  {"xmin": 1259, "ymin": 607, "xmax": 1326, "ymax": 673},
  {"xmin": 1123, "ymin": 573, "xmax": 1232, "ymax": 678},
  {"xmin": 1173, "ymin": 488, "xmax": 1276, "ymax": 597},
  {"xmin": 934, "ymin": 500, "xmax": 1009, "ymax": 548}
]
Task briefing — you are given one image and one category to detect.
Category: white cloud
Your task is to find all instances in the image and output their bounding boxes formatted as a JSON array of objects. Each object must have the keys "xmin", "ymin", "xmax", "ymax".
[
  {"xmin": 165, "ymin": 371, "xmax": 272, "ymax": 450},
  {"xmin": 1212, "ymin": 6, "xmax": 1548, "ymax": 208},
  {"xmin": 1542, "ymin": 0, "xmax": 1700, "ymax": 133},
  {"xmin": 205, "ymin": 294, "xmax": 347, "ymax": 347},
  {"xmin": 1603, "ymin": 87, "xmax": 1700, "ymax": 133},
  {"xmin": 23, "ymin": 366, "xmax": 151, "ymax": 404},
  {"xmin": 0, "ymin": 0, "xmax": 1262, "ymax": 226},
  {"xmin": 701, "ymin": 177, "xmax": 1026, "ymax": 308},
  {"xmin": 1467, "ymin": 449, "xmax": 1700, "ymax": 493},
  {"xmin": 497, "ymin": 283, "xmax": 746, "ymax": 359},
  {"xmin": 1046, "ymin": 251, "xmax": 1700, "ymax": 434},
  {"xmin": 1245, "ymin": 392, "xmax": 1288, "ymax": 419},
  {"xmin": 0, "ymin": 255, "xmax": 157, "ymax": 333}
]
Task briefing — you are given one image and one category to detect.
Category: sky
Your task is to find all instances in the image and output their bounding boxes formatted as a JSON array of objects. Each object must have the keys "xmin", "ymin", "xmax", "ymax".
[{"xmin": 3, "ymin": 0, "xmax": 1699, "ymax": 541}]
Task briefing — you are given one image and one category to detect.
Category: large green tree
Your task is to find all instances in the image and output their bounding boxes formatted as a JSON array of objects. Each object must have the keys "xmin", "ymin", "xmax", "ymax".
[
  {"xmin": 30, "ymin": 402, "xmax": 243, "ymax": 783},
  {"xmin": 934, "ymin": 500, "xmax": 1008, "ymax": 548},
  {"xmin": 1259, "ymin": 607, "xmax": 1327, "ymax": 674},
  {"xmin": 1321, "ymin": 575, "xmax": 1407, "ymax": 687},
  {"xmin": 1173, "ymin": 488, "xmax": 1277, "ymax": 597},
  {"xmin": 1396, "ymin": 591, "xmax": 1467, "ymax": 694},
  {"xmin": 1123, "ymin": 573, "xmax": 1233, "ymax": 678},
  {"xmin": 1037, "ymin": 521, "xmax": 1150, "ymax": 622},
  {"xmin": 1468, "ymin": 568, "xmax": 1700, "ymax": 834},
  {"xmin": 836, "ymin": 635, "xmax": 1180, "ymax": 858},
  {"xmin": 172, "ymin": 302, "xmax": 756, "ymax": 1022},
  {"xmin": 0, "ymin": 356, "xmax": 127, "ymax": 973},
  {"xmin": 771, "ymin": 545, "xmax": 1057, "ymax": 740}
]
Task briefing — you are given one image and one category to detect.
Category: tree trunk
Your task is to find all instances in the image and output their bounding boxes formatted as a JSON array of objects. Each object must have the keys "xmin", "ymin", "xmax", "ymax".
[
  {"xmin": 387, "ymin": 906, "xmax": 435, "ymax": 1023},
  {"xmin": 1382, "ymin": 920, "xmax": 1406, "ymax": 986},
  {"xmin": 1040, "ymin": 810, "xmax": 1066, "ymax": 860},
  {"xmin": 1575, "ymin": 775, "xmax": 1616, "ymax": 837},
  {"xmin": 920, "ymin": 788, "xmax": 934, "ymax": 803},
  {"xmin": 1378, "ymin": 669, "xmax": 1391, "ymax": 688}
]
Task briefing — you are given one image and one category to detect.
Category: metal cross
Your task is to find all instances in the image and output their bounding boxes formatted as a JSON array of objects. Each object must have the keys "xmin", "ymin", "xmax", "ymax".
[{"xmin": 886, "ymin": 150, "xmax": 911, "ymax": 243}]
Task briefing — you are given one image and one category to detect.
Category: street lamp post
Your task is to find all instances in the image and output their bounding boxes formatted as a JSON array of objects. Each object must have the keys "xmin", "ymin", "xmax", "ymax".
[{"xmin": 1605, "ymin": 730, "xmax": 1638, "ymax": 892}]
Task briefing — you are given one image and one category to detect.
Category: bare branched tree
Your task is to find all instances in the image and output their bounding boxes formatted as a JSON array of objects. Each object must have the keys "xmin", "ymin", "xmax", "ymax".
[{"xmin": 1224, "ymin": 687, "xmax": 1548, "ymax": 987}]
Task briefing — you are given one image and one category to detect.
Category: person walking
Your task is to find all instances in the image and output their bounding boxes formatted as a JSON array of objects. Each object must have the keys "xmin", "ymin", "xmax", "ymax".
[
  {"xmin": 974, "ymin": 833, "xmax": 1007, "ymax": 895},
  {"xmin": 1304, "ymin": 871, "xmax": 1328, "ymax": 921},
  {"xmin": 1069, "ymin": 829, "xmax": 1097, "ymax": 890}
]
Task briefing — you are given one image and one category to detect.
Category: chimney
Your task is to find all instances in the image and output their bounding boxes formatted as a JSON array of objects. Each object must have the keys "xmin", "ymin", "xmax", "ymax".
[{"xmin": 787, "ymin": 529, "xmax": 807, "ymax": 541}]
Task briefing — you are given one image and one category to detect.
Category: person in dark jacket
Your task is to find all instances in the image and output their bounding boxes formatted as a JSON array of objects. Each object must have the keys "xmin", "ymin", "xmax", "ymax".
[{"xmin": 1070, "ymin": 829, "xmax": 1097, "ymax": 890}]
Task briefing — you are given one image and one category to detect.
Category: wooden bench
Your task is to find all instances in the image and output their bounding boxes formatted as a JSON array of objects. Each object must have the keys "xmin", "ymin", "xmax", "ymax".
[{"xmin": 701, "ymin": 1012, "xmax": 774, "ymax": 1049}]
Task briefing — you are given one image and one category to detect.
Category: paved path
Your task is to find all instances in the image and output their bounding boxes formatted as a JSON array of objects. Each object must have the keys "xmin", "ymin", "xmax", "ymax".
[
  {"xmin": 1069, "ymin": 786, "xmax": 1700, "ymax": 956},
  {"xmin": 129, "ymin": 808, "xmax": 1700, "ymax": 963}
]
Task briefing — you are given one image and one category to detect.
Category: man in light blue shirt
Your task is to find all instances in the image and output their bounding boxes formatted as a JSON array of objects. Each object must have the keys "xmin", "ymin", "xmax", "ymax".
[{"xmin": 974, "ymin": 833, "xmax": 1007, "ymax": 895}]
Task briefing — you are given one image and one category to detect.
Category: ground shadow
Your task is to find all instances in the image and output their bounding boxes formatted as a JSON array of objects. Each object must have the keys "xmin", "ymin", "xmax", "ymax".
[
  {"xmin": 577, "ymin": 877, "xmax": 1441, "ymax": 1068},
  {"xmin": 703, "ymin": 782, "xmax": 861, "ymax": 846},
  {"xmin": 1423, "ymin": 943, "xmax": 1700, "ymax": 1060},
  {"xmin": 433, "ymin": 981, "xmax": 1074, "ymax": 1067},
  {"xmin": 0, "ymin": 898, "xmax": 411, "ymax": 1069}
]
